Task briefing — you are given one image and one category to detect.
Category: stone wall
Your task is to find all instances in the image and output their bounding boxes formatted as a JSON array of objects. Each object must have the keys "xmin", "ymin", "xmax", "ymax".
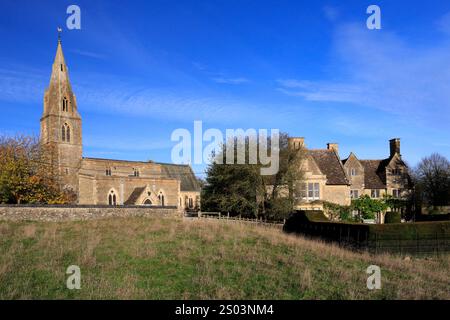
[
  {"xmin": 0, "ymin": 205, "xmax": 179, "ymax": 222},
  {"xmin": 322, "ymin": 185, "xmax": 351, "ymax": 206}
]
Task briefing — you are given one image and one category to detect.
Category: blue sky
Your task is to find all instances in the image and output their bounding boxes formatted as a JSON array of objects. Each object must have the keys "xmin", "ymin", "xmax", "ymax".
[{"xmin": 1, "ymin": 0, "xmax": 450, "ymax": 177}]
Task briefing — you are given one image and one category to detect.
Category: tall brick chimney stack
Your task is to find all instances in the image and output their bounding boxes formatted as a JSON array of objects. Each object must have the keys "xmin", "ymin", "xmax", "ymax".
[
  {"xmin": 327, "ymin": 143, "xmax": 339, "ymax": 155},
  {"xmin": 389, "ymin": 138, "xmax": 401, "ymax": 157},
  {"xmin": 288, "ymin": 137, "xmax": 305, "ymax": 150}
]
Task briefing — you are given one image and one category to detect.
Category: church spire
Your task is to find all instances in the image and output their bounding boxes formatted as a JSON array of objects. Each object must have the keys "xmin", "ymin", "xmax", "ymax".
[
  {"xmin": 42, "ymin": 30, "xmax": 79, "ymax": 117},
  {"xmin": 40, "ymin": 31, "xmax": 82, "ymax": 195},
  {"xmin": 49, "ymin": 28, "xmax": 72, "ymax": 91},
  {"xmin": 57, "ymin": 27, "xmax": 62, "ymax": 43}
]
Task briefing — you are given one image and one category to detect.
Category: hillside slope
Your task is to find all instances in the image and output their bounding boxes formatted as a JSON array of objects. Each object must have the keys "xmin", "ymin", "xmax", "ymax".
[{"xmin": 0, "ymin": 217, "xmax": 448, "ymax": 299}]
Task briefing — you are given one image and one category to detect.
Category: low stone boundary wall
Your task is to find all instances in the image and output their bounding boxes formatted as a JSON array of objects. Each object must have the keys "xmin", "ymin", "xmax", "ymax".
[{"xmin": 0, "ymin": 205, "xmax": 179, "ymax": 222}]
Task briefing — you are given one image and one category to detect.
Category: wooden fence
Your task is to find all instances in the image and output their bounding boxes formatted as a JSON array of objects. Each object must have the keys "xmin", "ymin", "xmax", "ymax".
[{"xmin": 193, "ymin": 212, "xmax": 284, "ymax": 229}]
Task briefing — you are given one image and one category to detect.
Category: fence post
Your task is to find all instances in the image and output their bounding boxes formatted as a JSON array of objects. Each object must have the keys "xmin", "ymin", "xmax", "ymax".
[
  {"xmin": 416, "ymin": 229, "xmax": 419, "ymax": 255},
  {"xmin": 347, "ymin": 227, "xmax": 350, "ymax": 243},
  {"xmin": 436, "ymin": 231, "xmax": 439, "ymax": 257},
  {"xmin": 375, "ymin": 233, "xmax": 378, "ymax": 255},
  {"xmin": 357, "ymin": 229, "xmax": 360, "ymax": 249}
]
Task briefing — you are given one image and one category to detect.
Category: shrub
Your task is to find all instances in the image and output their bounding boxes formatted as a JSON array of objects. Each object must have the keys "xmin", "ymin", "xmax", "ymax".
[
  {"xmin": 415, "ymin": 213, "xmax": 450, "ymax": 222},
  {"xmin": 384, "ymin": 212, "xmax": 401, "ymax": 224},
  {"xmin": 351, "ymin": 195, "xmax": 387, "ymax": 220},
  {"xmin": 323, "ymin": 201, "xmax": 351, "ymax": 221},
  {"xmin": 369, "ymin": 221, "xmax": 450, "ymax": 240},
  {"xmin": 283, "ymin": 210, "xmax": 450, "ymax": 255},
  {"xmin": 304, "ymin": 210, "xmax": 329, "ymax": 222}
]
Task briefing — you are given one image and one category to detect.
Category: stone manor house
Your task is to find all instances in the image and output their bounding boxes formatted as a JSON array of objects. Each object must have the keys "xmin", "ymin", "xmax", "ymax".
[
  {"xmin": 288, "ymin": 137, "xmax": 412, "ymax": 221},
  {"xmin": 40, "ymin": 38, "xmax": 201, "ymax": 208}
]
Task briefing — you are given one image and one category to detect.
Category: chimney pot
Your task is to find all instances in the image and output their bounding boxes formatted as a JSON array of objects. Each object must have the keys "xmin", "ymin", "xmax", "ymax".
[
  {"xmin": 288, "ymin": 137, "xmax": 305, "ymax": 150},
  {"xmin": 327, "ymin": 143, "xmax": 339, "ymax": 155},
  {"xmin": 389, "ymin": 138, "xmax": 401, "ymax": 157}
]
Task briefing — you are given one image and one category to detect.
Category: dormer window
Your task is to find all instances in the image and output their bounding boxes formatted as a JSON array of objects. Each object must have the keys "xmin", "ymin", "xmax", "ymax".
[
  {"xmin": 61, "ymin": 64, "xmax": 64, "ymax": 72},
  {"xmin": 351, "ymin": 168, "xmax": 357, "ymax": 176}
]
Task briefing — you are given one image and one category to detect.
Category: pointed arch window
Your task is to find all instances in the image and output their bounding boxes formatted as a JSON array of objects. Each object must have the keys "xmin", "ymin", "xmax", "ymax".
[
  {"xmin": 61, "ymin": 125, "xmax": 66, "ymax": 142},
  {"xmin": 108, "ymin": 190, "xmax": 117, "ymax": 206},
  {"xmin": 66, "ymin": 126, "xmax": 71, "ymax": 142},
  {"xmin": 62, "ymin": 97, "xmax": 69, "ymax": 112},
  {"xmin": 62, "ymin": 123, "xmax": 71, "ymax": 142},
  {"xmin": 158, "ymin": 191, "xmax": 165, "ymax": 207}
]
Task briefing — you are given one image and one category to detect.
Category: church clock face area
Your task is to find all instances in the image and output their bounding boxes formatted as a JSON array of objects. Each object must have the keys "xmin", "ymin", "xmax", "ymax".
[{"xmin": 0, "ymin": 0, "xmax": 449, "ymax": 309}]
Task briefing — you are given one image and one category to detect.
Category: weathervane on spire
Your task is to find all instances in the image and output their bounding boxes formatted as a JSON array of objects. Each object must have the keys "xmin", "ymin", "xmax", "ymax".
[{"xmin": 57, "ymin": 27, "xmax": 62, "ymax": 42}]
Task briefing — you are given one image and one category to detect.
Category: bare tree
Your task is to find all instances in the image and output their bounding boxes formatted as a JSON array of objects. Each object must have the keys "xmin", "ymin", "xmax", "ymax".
[{"xmin": 414, "ymin": 153, "xmax": 450, "ymax": 208}]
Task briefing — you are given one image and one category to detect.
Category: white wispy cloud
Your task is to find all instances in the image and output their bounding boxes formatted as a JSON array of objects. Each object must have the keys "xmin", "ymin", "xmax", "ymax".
[
  {"xmin": 436, "ymin": 11, "xmax": 450, "ymax": 34},
  {"xmin": 277, "ymin": 18, "xmax": 450, "ymax": 126},
  {"xmin": 0, "ymin": 68, "xmax": 46, "ymax": 104},
  {"xmin": 75, "ymin": 83, "xmax": 282, "ymax": 126},
  {"xmin": 69, "ymin": 49, "xmax": 107, "ymax": 60},
  {"xmin": 211, "ymin": 77, "xmax": 250, "ymax": 84},
  {"xmin": 0, "ymin": 64, "xmax": 290, "ymax": 128},
  {"xmin": 83, "ymin": 136, "xmax": 173, "ymax": 151},
  {"xmin": 323, "ymin": 5, "xmax": 339, "ymax": 22},
  {"xmin": 277, "ymin": 79, "xmax": 364, "ymax": 103}
]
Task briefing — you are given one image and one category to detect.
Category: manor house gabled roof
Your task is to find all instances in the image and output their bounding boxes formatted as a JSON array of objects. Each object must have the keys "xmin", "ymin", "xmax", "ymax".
[
  {"xmin": 308, "ymin": 149, "xmax": 349, "ymax": 185},
  {"xmin": 359, "ymin": 159, "xmax": 389, "ymax": 189}
]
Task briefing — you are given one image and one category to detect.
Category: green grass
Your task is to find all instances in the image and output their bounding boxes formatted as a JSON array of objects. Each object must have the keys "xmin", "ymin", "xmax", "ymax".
[{"xmin": 0, "ymin": 217, "xmax": 449, "ymax": 299}]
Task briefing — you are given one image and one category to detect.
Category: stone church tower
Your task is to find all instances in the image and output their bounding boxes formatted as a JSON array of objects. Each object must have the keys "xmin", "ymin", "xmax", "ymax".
[{"xmin": 40, "ymin": 35, "xmax": 82, "ymax": 195}]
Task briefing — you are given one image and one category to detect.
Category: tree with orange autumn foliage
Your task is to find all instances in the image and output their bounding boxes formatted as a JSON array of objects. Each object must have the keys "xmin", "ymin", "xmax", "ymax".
[{"xmin": 0, "ymin": 135, "xmax": 75, "ymax": 204}]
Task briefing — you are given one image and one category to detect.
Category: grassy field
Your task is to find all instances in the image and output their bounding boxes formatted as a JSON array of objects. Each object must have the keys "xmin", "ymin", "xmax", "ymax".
[{"xmin": 0, "ymin": 216, "xmax": 449, "ymax": 299}]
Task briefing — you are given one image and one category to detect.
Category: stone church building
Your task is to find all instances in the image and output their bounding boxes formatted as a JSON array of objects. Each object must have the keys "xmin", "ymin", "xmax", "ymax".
[{"xmin": 40, "ymin": 38, "xmax": 201, "ymax": 208}]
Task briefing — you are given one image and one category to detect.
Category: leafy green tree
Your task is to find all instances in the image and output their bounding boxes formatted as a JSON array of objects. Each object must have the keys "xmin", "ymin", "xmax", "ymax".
[
  {"xmin": 351, "ymin": 195, "xmax": 387, "ymax": 220},
  {"xmin": 323, "ymin": 201, "xmax": 352, "ymax": 222},
  {"xmin": 201, "ymin": 159, "xmax": 262, "ymax": 217},
  {"xmin": 383, "ymin": 194, "xmax": 407, "ymax": 212},
  {"xmin": 201, "ymin": 133, "xmax": 305, "ymax": 220}
]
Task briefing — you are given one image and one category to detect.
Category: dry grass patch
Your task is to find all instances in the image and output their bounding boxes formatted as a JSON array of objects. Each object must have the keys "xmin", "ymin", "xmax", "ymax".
[{"xmin": 0, "ymin": 217, "xmax": 448, "ymax": 300}]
